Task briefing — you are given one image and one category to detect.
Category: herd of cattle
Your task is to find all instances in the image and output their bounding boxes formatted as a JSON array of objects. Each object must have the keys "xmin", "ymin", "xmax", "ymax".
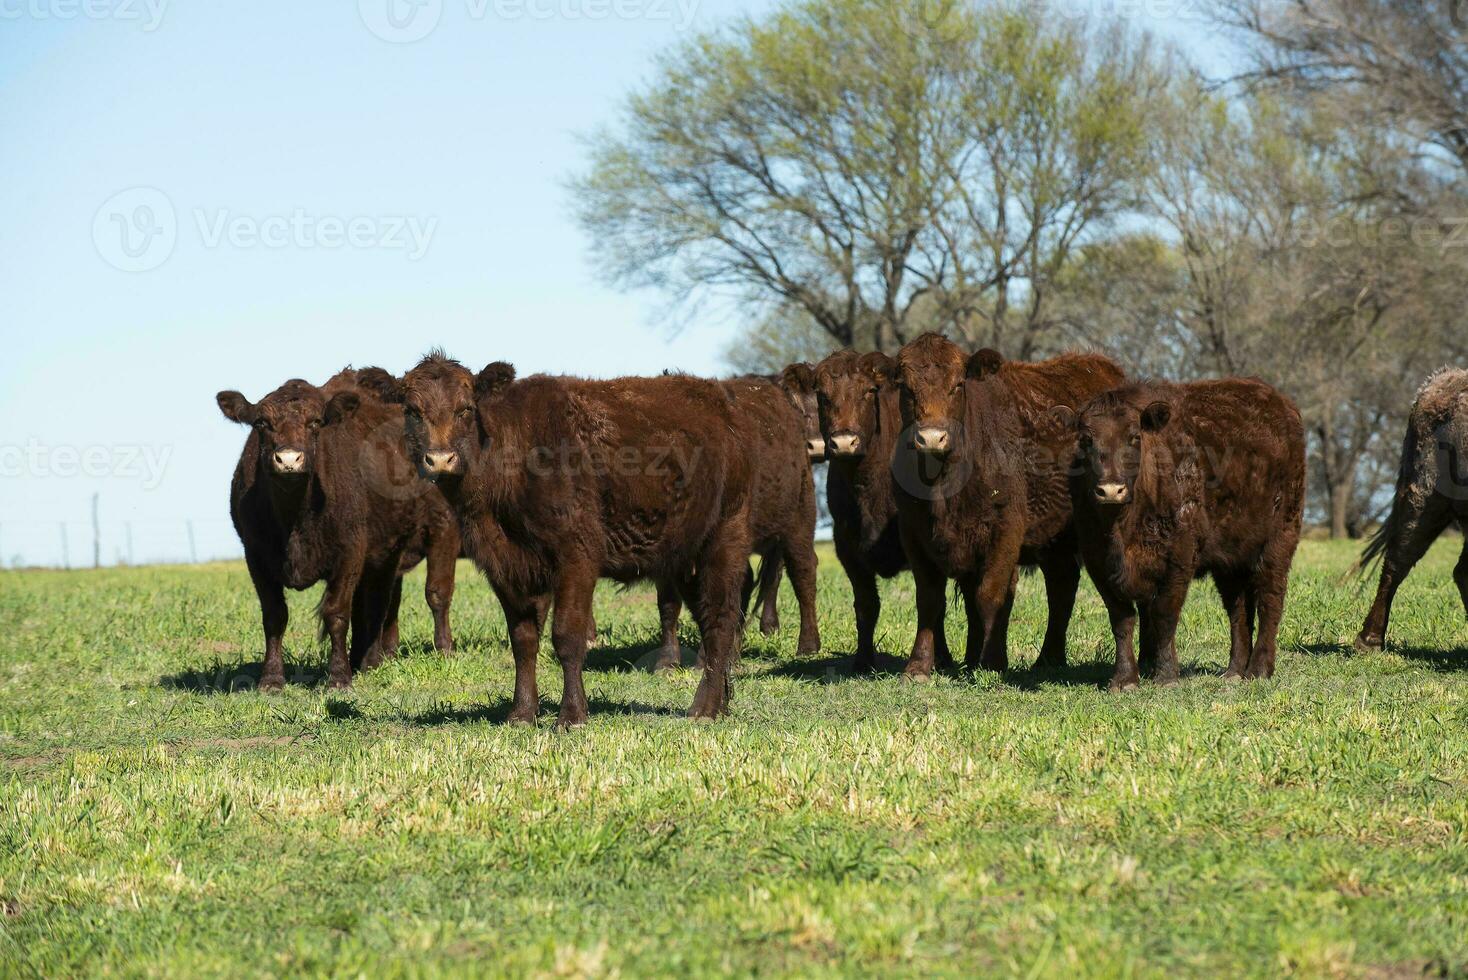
[{"xmin": 216, "ymin": 337, "xmax": 1468, "ymax": 726}]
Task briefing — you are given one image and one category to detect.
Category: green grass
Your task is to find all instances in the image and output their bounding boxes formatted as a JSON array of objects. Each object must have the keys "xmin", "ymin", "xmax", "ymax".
[{"xmin": 1, "ymin": 538, "xmax": 1466, "ymax": 978}]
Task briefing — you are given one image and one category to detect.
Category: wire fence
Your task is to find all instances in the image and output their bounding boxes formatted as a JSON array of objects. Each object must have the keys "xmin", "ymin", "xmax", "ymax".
[{"xmin": 0, "ymin": 512, "xmax": 242, "ymax": 570}]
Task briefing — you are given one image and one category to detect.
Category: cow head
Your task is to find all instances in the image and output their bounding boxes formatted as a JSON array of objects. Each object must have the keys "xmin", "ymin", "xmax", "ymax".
[
  {"xmin": 399, "ymin": 352, "xmax": 518, "ymax": 483},
  {"xmin": 812, "ymin": 350, "xmax": 895, "ymax": 459},
  {"xmin": 1076, "ymin": 392, "xmax": 1172, "ymax": 507},
  {"xmin": 217, "ymin": 379, "xmax": 332, "ymax": 479},
  {"xmin": 777, "ymin": 362, "xmax": 825, "ymax": 462},
  {"xmin": 894, "ymin": 332, "xmax": 1004, "ymax": 460}
]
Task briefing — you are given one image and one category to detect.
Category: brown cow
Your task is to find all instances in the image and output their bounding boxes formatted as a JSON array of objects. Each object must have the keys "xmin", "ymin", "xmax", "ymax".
[
  {"xmin": 812, "ymin": 349, "xmax": 952, "ymax": 673},
  {"xmin": 892, "ymin": 334, "xmax": 1124, "ymax": 677},
  {"xmin": 652, "ymin": 371, "xmax": 822, "ymax": 668},
  {"xmin": 323, "ymin": 367, "xmax": 460, "ymax": 654},
  {"xmin": 1356, "ymin": 367, "xmax": 1468, "ymax": 652},
  {"xmin": 394, "ymin": 354, "xmax": 755, "ymax": 726},
  {"xmin": 217, "ymin": 378, "xmax": 456, "ymax": 689},
  {"xmin": 1072, "ymin": 379, "xmax": 1305, "ymax": 690}
]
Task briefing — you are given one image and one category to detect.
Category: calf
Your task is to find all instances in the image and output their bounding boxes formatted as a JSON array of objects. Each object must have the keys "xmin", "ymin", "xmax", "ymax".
[
  {"xmin": 217, "ymin": 377, "xmax": 453, "ymax": 689},
  {"xmin": 813, "ymin": 349, "xmax": 952, "ymax": 673},
  {"xmin": 652, "ymin": 370, "xmax": 822, "ymax": 668},
  {"xmin": 324, "ymin": 367, "xmax": 460, "ymax": 654},
  {"xmin": 892, "ymin": 334, "xmax": 1124, "ymax": 676},
  {"xmin": 1356, "ymin": 367, "xmax": 1468, "ymax": 652},
  {"xmin": 1072, "ymin": 379, "xmax": 1305, "ymax": 689},
  {"xmin": 394, "ymin": 354, "xmax": 755, "ymax": 726}
]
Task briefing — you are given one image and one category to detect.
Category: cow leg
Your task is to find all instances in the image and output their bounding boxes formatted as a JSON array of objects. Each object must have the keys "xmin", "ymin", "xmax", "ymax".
[
  {"xmin": 1245, "ymin": 542, "xmax": 1297, "ymax": 680},
  {"xmin": 849, "ymin": 564, "xmax": 881, "ymax": 675},
  {"xmin": 245, "ymin": 553, "xmax": 288, "ymax": 693},
  {"xmin": 551, "ymin": 564, "xmax": 597, "ymax": 729},
  {"xmin": 1099, "ymin": 581, "xmax": 1141, "ymax": 692},
  {"xmin": 380, "ymin": 576, "xmax": 404, "ymax": 658},
  {"xmin": 1455, "ymin": 533, "xmax": 1468, "ymax": 620},
  {"xmin": 1144, "ymin": 574, "xmax": 1190, "ymax": 686},
  {"xmin": 1215, "ymin": 572, "xmax": 1254, "ymax": 680},
  {"xmin": 783, "ymin": 540, "xmax": 821, "ymax": 656},
  {"xmin": 689, "ymin": 523, "xmax": 750, "ymax": 720},
  {"xmin": 321, "ymin": 561, "xmax": 364, "ymax": 690},
  {"xmin": 904, "ymin": 550, "xmax": 947, "ymax": 681},
  {"xmin": 756, "ymin": 553, "xmax": 784, "ymax": 635},
  {"xmin": 501, "ymin": 591, "xmax": 544, "ymax": 726},
  {"xmin": 967, "ymin": 563, "xmax": 1017, "ymax": 674},
  {"xmin": 425, "ymin": 533, "xmax": 457, "ymax": 653},
  {"xmin": 1036, "ymin": 550, "xmax": 1079, "ymax": 670},
  {"xmin": 653, "ymin": 578, "xmax": 684, "ymax": 672},
  {"xmin": 738, "ymin": 562, "xmax": 758, "ymax": 631},
  {"xmin": 1357, "ymin": 497, "xmax": 1453, "ymax": 651},
  {"xmin": 356, "ymin": 564, "xmax": 399, "ymax": 672}
]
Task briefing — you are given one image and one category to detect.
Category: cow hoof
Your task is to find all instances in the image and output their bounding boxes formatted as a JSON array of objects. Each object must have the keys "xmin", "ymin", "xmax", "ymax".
[
  {"xmin": 1353, "ymin": 635, "xmax": 1382, "ymax": 655},
  {"xmin": 1108, "ymin": 680, "xmax": 1140, "ymax": 693},
  {"xmin": 851, "ymin": 656, "xmax": 876, "ymax": 675},
  {"xmin": 1156, "ymin": 675, "xmax": 1180, "ymax": 688},
  {"xmin": 902, "ymin": 668, "xmax": 932, "ymax": 684},
  {"xmin": 1221, "ymin": 671, "xmax": 1244, "ymax": 684},
  {"xmin": 327, "ymin": 679, "xmax": 352, "ymax": 691},
  {"xmin": 797, "ymin": 637, "xmax": 821, "ymax": 657},
  {"xmin": 257, "ymin": 677, "xmax": 285, "ymax": 694},
  {"xmin": 555, "ymin": 711, "xmax": 588, "ymax": 731},
  {"xmin": 760, "ymin": 620, "xmax": 779, "ymax": 636}
]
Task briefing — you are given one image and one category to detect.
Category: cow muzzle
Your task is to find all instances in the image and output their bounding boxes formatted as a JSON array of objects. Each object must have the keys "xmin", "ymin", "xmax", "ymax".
[
  {"xmin": 422, "ymin": 450, "xmax": 462, "ymax": 478},
  {"xmin": 1094, "ymin": 482, "xmax": 1130, "ymax": 505},
  {"xmin": 913, "ymin": 426, "xmax": 951, "ymax": 456},
  {"xmin": 805, "ymin": 437, "xmax": 826, "ymax": 461},
  {"xmin": 828, "ymin": 432, "xmax": 862, "ymax": 457},
  {"xmin": 271, "ymin": 449, "xmax": 306, "ymax": 474}
]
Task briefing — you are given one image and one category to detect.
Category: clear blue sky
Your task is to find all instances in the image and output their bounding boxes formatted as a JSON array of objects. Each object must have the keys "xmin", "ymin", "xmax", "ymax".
[{"xmin": 0, "ymin": 0, "xmax": 1217, "ymax": 567}]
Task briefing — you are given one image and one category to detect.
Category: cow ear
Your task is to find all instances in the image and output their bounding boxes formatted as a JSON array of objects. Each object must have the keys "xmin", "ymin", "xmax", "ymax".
[
  {"xmin": 1040, "ymin": 405, "xmax": 1076, "ymax": 440},
  {"xmin": 860, "ymin": 352, "xmax": 895, "ymax": 385},
  {"xmin": 355, "ymin": 367, "xmax": 403, "ymax": 403},
  {"xmin": 967, "ymin": 349, "xmax": 1005, "ymax": 380},
  {"xmin": 779, "ymin": 362, "xmax": 815, "ymax": 395},
  {"xmin": 1141, "ymin": 401, "xmax": 1172, "ymax": 433},
  {"xmin": 217, "ymin": 390, "xmax": 256, "ymax": 424},
  {"xmin": 475, "ymin": 361, "xmax": 516, "ymax": 399},
  {"xmin": 325, "ymin": 391, "xmax": 361, "ymax": 425}
]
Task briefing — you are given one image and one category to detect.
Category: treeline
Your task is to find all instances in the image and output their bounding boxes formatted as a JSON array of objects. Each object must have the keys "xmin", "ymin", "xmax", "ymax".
[{"xmin": 572, "ymin": 0, "xmax": 1468, "ymax": 536}]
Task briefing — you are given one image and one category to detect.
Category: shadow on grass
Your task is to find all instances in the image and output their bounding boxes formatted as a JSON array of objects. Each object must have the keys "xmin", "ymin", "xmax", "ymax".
[
  {"xmin": 762, "ymin": 652, "xmax": 913, "ymax": 683},
  {"xmin": 405, "ymin": 695, "xmax": 683, "ymax": 726},
  {"xmin": 1392, "ymin": 645, "xmax": 1468, "ymax": 672},
  {"xmin": 159, "ymin": 661, "xmax": 327, "ymax": 695}
]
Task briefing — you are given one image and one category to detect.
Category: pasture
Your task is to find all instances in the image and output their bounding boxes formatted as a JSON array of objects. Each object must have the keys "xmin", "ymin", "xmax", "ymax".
[{"xmin": 1, "ymin": 538, "xmax": 1465, "ymax": 977}]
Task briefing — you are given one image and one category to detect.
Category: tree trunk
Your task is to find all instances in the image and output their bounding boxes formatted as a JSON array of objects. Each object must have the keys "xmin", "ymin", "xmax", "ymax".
[{"xmin": 1327, "ymin": 477, "xmax": 1351, "ymax": 539}]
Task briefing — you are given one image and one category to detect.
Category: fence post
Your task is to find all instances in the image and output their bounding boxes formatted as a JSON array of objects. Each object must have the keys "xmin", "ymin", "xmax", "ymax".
[
  {"xmin": 186, "ymin": 521, "xmax": 197, "ymax": 564},
  {"xmin": 91, "ymin": 493, "xmax": 100, "ymax": 569},
  {"xmin": 60, "ymin": 523, "xmax": 69, "ymax": 570}
]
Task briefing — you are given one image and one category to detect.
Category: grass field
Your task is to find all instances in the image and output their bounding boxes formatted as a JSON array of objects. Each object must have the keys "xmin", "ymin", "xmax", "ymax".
[{"xmin": 1, "ymin": 538, "xmax": 1466, "ymax": 977}]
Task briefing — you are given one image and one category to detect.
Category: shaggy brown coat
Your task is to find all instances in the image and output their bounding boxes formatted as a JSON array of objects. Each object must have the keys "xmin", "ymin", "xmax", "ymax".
[
  {"xmin": 812, "ymin": 349, "xmax": 953, "ymax": 672},
  {"xmin": 652, "ymin": 373, "xmax": 821, "ymax": 669},
  {"xmin": 218, "ymin": 377, "xmax": 457, "ymax": 689},
  {"xmin": 396, "ymin": 354, "xmax": 756, "ymax": 726},
  {"xmin": 1072, "ymin": 379, "xmax": 1305, "ymax": 689},
  {"xmin": 892, "ymin": 334, "xmax": 1125, "ymax": 676},
  {"xmin": 1356, "ymin": 367, "xmax": 1468, "ymax": 651}
]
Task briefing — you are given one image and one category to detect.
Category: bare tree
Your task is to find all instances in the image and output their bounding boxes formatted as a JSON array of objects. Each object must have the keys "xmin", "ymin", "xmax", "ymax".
[{"xmin": 573, "ymin": 0, "xmax": 1168, "ymax": 355}]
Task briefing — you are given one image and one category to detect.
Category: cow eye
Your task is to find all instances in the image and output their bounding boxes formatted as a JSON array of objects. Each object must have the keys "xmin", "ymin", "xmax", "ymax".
[
  {"xmin": 457, "ymin": 407, "xmax": 474, "ymax": 420},
  {"xmin": 950, "ymin": 383, "xmax": 963, "ymax": 395},
  {"xmin": 253, "ymin": 418, "xmax": 272, "ymax": 432},
  {"xmin": 307, "ymin": 419, "xmax": 322, "ymax": 431}
]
